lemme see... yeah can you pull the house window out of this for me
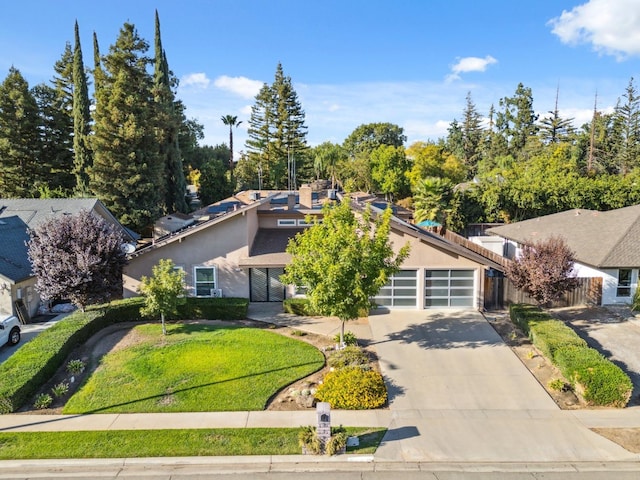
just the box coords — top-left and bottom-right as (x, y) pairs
(616, 269), (632, 297)
(277, 219), (297, 227)
(194, 266), (217, 297)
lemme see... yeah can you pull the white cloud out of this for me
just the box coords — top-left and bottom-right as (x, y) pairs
(549, 0), (640, 59)
(181, 72), (211, 88)
(447, 55), (497, 82)
(213, 75), (263, 99)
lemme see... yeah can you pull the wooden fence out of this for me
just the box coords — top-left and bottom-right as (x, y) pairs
(484, 276), (602, 310)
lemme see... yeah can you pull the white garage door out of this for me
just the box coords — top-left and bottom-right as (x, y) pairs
(374, 270), (417, 308)
(425, 269), (475, 308)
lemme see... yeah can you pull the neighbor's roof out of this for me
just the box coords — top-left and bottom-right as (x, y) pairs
(487, 204), (640, 268)
(0, 198), (137, 241)
(0, 216), (33, 283)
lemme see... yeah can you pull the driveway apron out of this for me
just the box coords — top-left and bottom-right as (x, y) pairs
(368, 309), (637, 462)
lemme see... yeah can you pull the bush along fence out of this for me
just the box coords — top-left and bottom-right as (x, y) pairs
(0, 297), (249, 414)
(509, 303), (632, 407)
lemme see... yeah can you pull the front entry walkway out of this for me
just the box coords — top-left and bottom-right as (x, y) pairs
(368, 309), (637, 462)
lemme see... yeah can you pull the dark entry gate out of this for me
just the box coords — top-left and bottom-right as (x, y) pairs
(250, 268), (285, 302)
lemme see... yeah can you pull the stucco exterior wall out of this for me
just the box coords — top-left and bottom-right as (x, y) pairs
(123, 212), (252, 299)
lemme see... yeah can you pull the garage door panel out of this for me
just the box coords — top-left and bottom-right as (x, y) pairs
(425, 269), (475, 308)
(374, 270), (417, 308)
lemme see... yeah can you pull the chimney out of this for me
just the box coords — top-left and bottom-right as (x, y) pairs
(299, 184), (313, 209)
(287, 193), (297, 210)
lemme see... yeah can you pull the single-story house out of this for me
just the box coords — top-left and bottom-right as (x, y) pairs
(0, 198), (136, 320)
(487, 204), (640, 305)
(124, 185), (505, 310)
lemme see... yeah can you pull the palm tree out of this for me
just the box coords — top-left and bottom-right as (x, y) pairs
(221, 115), (242, 171)
(412, 176), (453, 226)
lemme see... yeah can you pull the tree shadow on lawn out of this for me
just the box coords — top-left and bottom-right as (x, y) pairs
(71, 360), (324, 414)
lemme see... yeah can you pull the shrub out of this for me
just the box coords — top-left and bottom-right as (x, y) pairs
(66, 359), (86, 375)
(284, 298), (316, 316)
(298, 425), (322, 454)
(547, 378), (566, 391)
(327, 346), (369, 370)
(315, 367), (387, 409)
(177, 297), (248, 320)
(33, 393), (52, 410)
(510, 303), (633, 408)
(326, 430), (348, 456)
(555, 346), (632, 407)
(333, 331), (358, 346)
(51, 382), (69, 398)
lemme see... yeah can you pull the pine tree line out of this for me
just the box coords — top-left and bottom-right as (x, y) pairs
(0, 11), (190, 232)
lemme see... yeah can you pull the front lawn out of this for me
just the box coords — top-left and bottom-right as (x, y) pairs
(63, 323), (325, 414)
(0, 427), (387, 459)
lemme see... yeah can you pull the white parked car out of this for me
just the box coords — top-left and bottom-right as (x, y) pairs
(0, 315), (21, 346)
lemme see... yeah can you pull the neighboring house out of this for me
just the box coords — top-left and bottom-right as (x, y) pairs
(0, 198), (136, 320)
(487, 205), (640, 305)
(124, 185), (505, 310)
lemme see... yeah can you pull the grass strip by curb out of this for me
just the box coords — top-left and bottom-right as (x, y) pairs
(0, 427), (386, 459)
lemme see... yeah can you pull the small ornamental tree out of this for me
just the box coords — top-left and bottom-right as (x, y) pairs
(281, 197), (409, 345)
(506, 236), (580, 306)
(139, 258), (186, 335)
(27, 210), (127, 311)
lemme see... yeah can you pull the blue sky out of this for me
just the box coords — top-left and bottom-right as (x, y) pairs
(1, 0), (640, 153)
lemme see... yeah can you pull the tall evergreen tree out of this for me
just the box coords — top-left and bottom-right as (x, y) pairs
(153, 10), (188, 213)
(0, 67), (42, 197)
(460, 92), (484, 175)
(73, 21), (93, 196)
(245, 63), (308, 189)
(90, 22), (163, 231)
(539, 86), (575, 145)
(496, 83), (539, 157)
(611, 77), (640, 174)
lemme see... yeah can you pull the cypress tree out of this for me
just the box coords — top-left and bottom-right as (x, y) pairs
(90, 22), (163, 232)
(0, 67), (42, 197)
(153, 10), (188, 213)
(73, 21), (93, 196)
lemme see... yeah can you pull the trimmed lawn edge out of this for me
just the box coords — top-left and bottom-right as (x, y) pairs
(0, 427), (386, 459)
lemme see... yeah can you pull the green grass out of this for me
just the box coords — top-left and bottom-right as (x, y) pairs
(0, 428), (387, 459)
(63, 323), (325, 414)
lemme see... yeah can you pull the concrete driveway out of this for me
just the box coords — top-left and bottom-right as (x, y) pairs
(367, 309), (637, 462)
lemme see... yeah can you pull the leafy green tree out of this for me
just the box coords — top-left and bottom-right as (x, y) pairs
(27, 210), (127, 311)
(506, 236), (579, 306)
(199, 158), (233, 205)
(73, 21), (93, 196)
(281, 198), (409, 345)
(139, 258), (186, 335)
(91, 22), (163, 231)
(342, 122), (406, 158)
(0, 67), (42, 197)
(221, 114), (242, 171)
(405, 141), (466, 188)
(311, 141), (346, 188)
(154, 10), (188, 214)
(369, 144), (409, 200)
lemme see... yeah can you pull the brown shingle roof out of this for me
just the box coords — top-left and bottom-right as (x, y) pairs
(488, 204), (640, 268)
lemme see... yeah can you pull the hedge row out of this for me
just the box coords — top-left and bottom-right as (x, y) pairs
(509, 303), (632, 407)
(0, 296), (248, 414)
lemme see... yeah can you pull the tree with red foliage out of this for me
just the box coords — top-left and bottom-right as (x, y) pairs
(27, 210), (127, 311)
(506, 236), (580, 306)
